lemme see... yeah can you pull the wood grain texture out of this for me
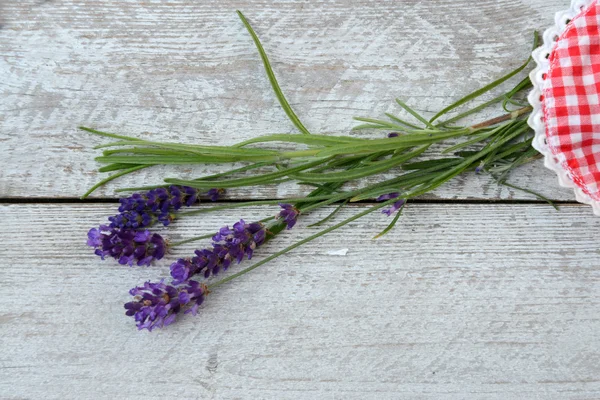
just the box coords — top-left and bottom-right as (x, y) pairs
(1, 203), (599, 399)
(0, 0), (577, 201)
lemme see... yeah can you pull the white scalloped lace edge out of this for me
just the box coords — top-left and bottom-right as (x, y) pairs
(528, 0), (600, 215)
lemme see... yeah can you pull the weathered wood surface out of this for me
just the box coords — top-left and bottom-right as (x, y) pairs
(2, 1), (600, 399)
(0, 0), (576, 201)
(1, 203), (599, 399)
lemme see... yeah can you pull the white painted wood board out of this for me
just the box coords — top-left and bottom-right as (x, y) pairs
(1, 203), (598, 399)
(0, 0), (577, 201)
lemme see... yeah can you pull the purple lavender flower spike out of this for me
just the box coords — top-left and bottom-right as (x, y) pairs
(169, 219), (268, 283)
(109, 186), (225, 229)
(388, 132), (399, 138)
(277, 203), (300, 230)
(87, 226), (167, 266)
(124, 280), (208, 331)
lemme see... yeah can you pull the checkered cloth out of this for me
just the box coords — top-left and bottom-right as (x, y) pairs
(543, 0), (600, 201)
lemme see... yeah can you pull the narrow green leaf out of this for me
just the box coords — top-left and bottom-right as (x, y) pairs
(98, 163), (138, 173)
(351, 123), (392, 131)
(81, 165), (150, 198)
(352, 117), (410, 131)
(395, 98), (435, 129)
(502, 76), (532, 112)
(402, 158), (462, 171)
(177, 194), (338, 217)
(373, 203), (404, 239)
(384, 113), (421, 130)
(97, 140), (279, 156)
(79, 126), (141, 141)
(429, 31), (539, 123)
(234, 133), (362, 148)
(165, 157), (331, 188)
(498, 180), (558, 211)
(95, 154), (277, 164)
(315, 130), (469, 158)
(291, 145), (429, 183)
(307, 200), (348, 227)
(237, 11), (311, 135)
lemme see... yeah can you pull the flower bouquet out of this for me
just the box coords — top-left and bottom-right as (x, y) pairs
(83, 2), (600, 330)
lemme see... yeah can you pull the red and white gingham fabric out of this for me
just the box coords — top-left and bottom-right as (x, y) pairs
(542, 0), (600, 201)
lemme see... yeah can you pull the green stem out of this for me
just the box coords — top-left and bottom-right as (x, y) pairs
(176, 194), (341, 217)
(170, 233), (215, 247)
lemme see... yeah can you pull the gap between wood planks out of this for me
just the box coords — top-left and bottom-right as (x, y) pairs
(0, 197), (580, 206)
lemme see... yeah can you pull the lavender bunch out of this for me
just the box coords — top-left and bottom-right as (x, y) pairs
(87, 226), (167, 266)
(80, 12), (555, 331)
(108, 186), (222, 229)
(125, 280), (207, 331)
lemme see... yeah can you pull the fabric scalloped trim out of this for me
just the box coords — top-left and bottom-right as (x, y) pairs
(528, 0), (600, 215)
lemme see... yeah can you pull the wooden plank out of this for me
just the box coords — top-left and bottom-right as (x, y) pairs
(1, 203), (599, 398)
(0, 0), (577, 201)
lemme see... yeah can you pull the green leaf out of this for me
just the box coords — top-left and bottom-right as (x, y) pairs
(95, 154), (277, 164)
(81, 165), (150, 198)
(429, 31), (539, 123)
(307, 200), (348, 227)
(79, 126), (141, 141)
(237, 11), (311, 135)
(291, 145), (429, 183)
(234, 133), (362, 148)
(384, 113), (421, 130)
(315, 130), (470, 158)
(373, 203), (405, 239)
(497, 180), (558, 211)
(395, 98), (435, 129)
(177, 194), (339, 217)
(164, 157), (331, 188)
(98, 163), (139, 173)
(352, 117), (411, 131)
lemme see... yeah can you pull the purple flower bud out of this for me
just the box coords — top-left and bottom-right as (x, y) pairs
(388, 132), (399, 138)
(125, 280), (207, 331)
(382, 199), (406, 216)
(134, 230), (152, 243)
(87, 227), (103, 247)
(87, 226), (167, 266)
(376, 192), (400, 202)
(276, 203), (300, 230)
(184, 186), (199, 206)
(207, 188), (224, 202)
